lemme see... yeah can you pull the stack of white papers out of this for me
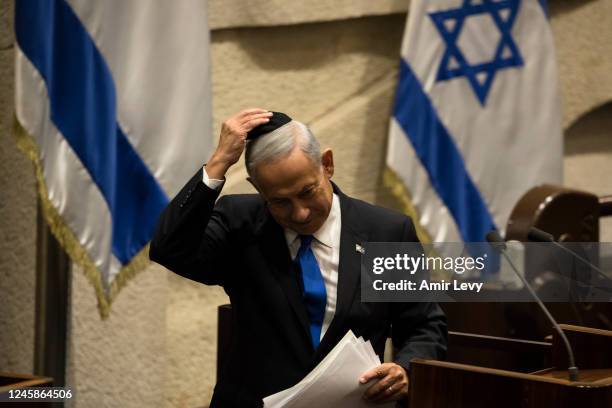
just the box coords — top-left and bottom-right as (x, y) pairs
(263, 331), (396, 408)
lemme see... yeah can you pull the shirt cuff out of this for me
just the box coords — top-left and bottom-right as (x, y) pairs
(202, 166), (225, 190)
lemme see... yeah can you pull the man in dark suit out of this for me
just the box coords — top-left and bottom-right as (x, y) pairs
(150, 109), (447, 407)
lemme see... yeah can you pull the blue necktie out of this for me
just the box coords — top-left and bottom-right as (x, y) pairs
(296, 235), (327, 349)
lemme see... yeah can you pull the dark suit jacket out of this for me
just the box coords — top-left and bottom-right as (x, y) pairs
(150, 169), (447, 407)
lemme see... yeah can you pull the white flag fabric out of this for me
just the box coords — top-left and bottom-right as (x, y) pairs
(14, 0), (212, 317)
(386, 0), (562, 244)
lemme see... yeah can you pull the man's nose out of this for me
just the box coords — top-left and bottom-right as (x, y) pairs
(291, 205), (310, 223)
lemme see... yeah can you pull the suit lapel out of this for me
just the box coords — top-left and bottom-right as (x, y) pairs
(316, 188), (367, 358)
(258, 214), (312, 346)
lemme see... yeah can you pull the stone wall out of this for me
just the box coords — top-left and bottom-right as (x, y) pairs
(0, 0), (36, 376)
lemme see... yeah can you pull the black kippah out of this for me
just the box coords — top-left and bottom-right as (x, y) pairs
(246, 111), (292, 140)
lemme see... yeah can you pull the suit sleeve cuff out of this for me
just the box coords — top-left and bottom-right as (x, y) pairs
(202, 165), (225, 190)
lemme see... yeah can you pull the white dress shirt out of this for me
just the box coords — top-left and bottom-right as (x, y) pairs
(202, 167), (340, 341)
(284, 194), (340, 341)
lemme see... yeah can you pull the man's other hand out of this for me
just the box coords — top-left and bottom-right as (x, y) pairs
(360, 362), (409, 404)
(206, 108), (272, 179)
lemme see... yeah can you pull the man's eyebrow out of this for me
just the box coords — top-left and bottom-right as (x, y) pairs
(268, 183), (318, 201)
(298, 183), (316, 194)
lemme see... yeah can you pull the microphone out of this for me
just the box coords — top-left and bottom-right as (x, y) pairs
(527, 226), (554, 243)
(528, 226), (611, 284)
(486, 231), (580, 381)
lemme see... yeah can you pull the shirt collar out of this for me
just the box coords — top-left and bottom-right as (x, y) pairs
(284, 193), (339, 249)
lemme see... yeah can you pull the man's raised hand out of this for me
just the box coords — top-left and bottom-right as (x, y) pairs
(206, 109), (272, 179)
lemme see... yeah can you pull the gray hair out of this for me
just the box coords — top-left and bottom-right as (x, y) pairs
(245, 120), (321, 181)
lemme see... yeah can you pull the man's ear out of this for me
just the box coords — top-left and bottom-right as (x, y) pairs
(321, 148), (334, 178)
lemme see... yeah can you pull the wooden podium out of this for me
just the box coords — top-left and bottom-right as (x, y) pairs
(409, 324), (612, 407)
(0, 372), (53, 407)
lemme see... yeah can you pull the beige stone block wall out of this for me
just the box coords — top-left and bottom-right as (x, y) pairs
(65, 264), (169, 408)
(550, 0), (612, 129)
(0, 0), (37, 375)
(549, 0), (612, 242)
(165, 274), (226, 407)
(207, 0), (408, 30)
(564, 103), (612, 242)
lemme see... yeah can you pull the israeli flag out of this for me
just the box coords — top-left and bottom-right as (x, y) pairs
(386, 0), (562, 244)
(14, 0), (212, 316)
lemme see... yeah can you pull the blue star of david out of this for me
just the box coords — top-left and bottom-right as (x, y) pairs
(429, 0), (524, 105)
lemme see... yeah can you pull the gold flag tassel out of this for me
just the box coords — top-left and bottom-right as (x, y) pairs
(383, 166), (451, 281)
(13, 115), (152, 319)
